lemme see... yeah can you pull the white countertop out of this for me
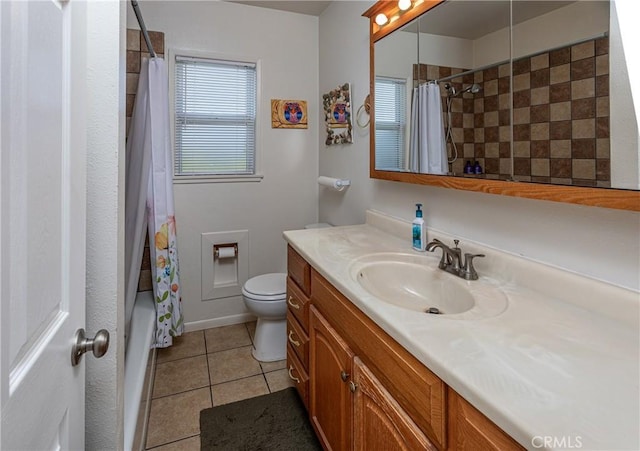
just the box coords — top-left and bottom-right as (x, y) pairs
(284, 211), (640, 451)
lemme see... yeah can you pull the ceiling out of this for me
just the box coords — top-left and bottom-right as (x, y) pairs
(226, 1), (333, 16)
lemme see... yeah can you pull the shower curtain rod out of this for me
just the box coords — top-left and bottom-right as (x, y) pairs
(131, 0), (156, 58)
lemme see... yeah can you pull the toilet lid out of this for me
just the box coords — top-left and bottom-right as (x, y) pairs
(244, 273), (287, 297)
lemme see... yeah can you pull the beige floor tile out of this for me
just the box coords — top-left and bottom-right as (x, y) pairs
(245, 321), (256, 342)
(207, 345), (262, 384)
(265, 368), (295, 393)
(204, 323), (252, 353)
(260, 358), (286, 373)
(211, 374), (269, 406)
(146, 387), (211, 449)
(147, 435), (200, 450)
(153, 355), (210, 398)
(156, 331), (206, 364)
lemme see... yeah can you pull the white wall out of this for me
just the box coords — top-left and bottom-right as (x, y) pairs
(610, 1), (639, 189)
(318, 1), (372, 224)
(319, 1), (640, 292)
(473, 26), (509, 69)
(86, 1), (125, 449)
(511, 1), (609, 59)
(474, 1), (609, 68)
(128, 1), (319, 325)
(418, 33), (473, 70)
(376, 28), (476, 79)
(375, 30), (416, 80)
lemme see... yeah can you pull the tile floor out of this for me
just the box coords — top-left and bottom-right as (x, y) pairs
(145, 321), (294, 450)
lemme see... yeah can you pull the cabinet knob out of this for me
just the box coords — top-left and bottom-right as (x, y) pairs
(288, 330), (300, 347)
(288, 365), (300, 384)
(287, 296), (301, 310)
(340, 370), (349, 382)
(349, 381), (358, 393)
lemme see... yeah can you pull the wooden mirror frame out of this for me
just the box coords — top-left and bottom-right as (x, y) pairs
(363, 0), (640, 211)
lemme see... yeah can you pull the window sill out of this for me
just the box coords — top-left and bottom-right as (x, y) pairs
(173, 174), (264, 184)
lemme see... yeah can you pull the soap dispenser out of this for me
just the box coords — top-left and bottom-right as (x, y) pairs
(412, 203), (426, 252)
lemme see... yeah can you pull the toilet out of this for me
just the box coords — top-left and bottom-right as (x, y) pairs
(242, 273), (288, 362)
(242, 222), (332, 362)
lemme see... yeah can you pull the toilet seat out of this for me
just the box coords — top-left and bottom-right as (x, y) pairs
(242, 273), (286, 301)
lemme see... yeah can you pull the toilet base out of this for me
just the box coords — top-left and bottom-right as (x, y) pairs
(252, 317), (286, 362)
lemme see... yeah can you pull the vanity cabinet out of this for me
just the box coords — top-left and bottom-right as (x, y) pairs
(447, 388), (523, 451)
(353, 356), (437, 451)
(286, 246), (312, 408)
(311, 270), (445, 450)
(309, 306), (354, 450)
(310, 305), (435, 451)
(288, 247), (524, 450)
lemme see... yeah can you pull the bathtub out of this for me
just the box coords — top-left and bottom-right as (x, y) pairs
(124, 291), (156, 451)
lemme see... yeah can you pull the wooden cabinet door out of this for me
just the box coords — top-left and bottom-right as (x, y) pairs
(447, 388), (525, 451)
(310, 306), (354, 450)
(353, 357), (438, 451)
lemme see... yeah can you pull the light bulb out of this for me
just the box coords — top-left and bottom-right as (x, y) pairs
(375, 13), (388, 26)
(398, 0), (412, 11)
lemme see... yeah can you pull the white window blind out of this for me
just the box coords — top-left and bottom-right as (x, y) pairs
(174, 56), (257, 176)
(375, 76), (407, 171)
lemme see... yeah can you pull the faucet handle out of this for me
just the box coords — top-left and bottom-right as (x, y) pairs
(462, 253), (485, 280)
(453, 239), (459, 249)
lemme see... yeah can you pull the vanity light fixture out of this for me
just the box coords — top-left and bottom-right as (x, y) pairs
(373, 0), (417, 30)
(398, 0), (412, 11)
(375, 13), (389, 26)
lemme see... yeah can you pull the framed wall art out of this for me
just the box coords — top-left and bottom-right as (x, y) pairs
(323, 83), (353, 145)
(271, 99), (308, 129)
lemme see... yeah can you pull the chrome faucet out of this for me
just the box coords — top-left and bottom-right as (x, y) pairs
(426, 239), (485, 280)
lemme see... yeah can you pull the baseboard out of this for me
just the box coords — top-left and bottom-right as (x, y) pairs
(184, 313), (256, 332)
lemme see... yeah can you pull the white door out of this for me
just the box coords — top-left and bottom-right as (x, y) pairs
(1, 0), (91, 449)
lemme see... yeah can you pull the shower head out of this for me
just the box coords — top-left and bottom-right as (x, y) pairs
(460, 83), (482, 95)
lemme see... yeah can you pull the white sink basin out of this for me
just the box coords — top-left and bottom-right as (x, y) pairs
(349, 253), (508, 319)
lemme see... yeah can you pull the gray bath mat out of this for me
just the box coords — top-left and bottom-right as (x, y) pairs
(200, 387), (322, 450)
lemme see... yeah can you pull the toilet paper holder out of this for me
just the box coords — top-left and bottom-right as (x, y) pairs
(214, 243), (238, 259)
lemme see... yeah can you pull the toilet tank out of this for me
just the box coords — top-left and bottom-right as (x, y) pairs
(304, 223), (332, 229)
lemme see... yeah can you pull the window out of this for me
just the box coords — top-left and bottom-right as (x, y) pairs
(174, 55), (257, 178)
(375, 76), (407, 171)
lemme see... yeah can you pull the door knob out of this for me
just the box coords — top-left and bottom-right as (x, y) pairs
(71, 328), (110, 366)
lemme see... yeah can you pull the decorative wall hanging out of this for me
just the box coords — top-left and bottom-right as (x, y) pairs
(323, 83), (353, 145)
(271, 99), (308, 129)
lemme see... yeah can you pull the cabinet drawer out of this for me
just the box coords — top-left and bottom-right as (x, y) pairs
(287, 343), (309, 410)
(287, 245), (311, 296)
(287, 311), (309, 369)
(287, 277), (310, 331)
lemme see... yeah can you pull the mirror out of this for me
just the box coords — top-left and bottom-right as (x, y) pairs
(511, 0), (617, 188)
(364, 0), (640, 210)
(375, 1), (511, 177)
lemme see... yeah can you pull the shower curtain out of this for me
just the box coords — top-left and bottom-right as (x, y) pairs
(409, 83), (448, 174)
(125, 57), (184, 348)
